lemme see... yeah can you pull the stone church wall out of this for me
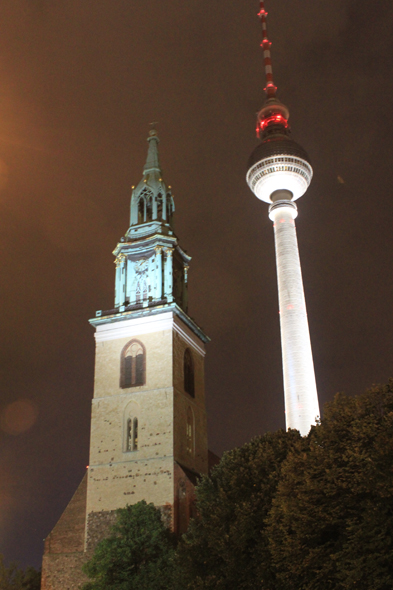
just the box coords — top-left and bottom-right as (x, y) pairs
(41, 474), (89, 590)
(41, 471), (178, 590)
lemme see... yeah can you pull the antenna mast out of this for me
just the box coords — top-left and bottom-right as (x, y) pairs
(256, 0), (289, 138)
(258, 1), (277, 99)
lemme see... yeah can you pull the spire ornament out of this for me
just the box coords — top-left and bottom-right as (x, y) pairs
(127, 126), (175, 228)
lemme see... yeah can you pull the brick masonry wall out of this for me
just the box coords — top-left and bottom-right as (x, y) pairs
(41, 473), (177, 590)
(85, 510), (117, 552)
(86, 328), (176, 515)
(41, 315), (208, 589)
(173, 462), (198, 536)
(41, 552), (89, 590)
(41, 475), (88, 590)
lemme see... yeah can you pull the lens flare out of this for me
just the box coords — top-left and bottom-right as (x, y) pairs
(0, 399), (38, 435)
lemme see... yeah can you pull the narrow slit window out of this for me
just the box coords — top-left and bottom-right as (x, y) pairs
(133, 417), (138, 450)
(186, 407), (194, 455)
(184, 349), (195, 397)
(138, 198), (144, 224)
(125, 356), (132, 388)
(135, 354), (144, 385)
(126, 418), (132, 452)
(157, 196), (163, 220)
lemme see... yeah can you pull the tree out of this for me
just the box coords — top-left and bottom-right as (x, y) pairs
(82, 382), (393, 590)
(268, 381), (393, 590)
(20, 567), (41, 590)
(82, 501), (177, 590)
(0, 554), (41, 590)
(174, 429), (302, 590)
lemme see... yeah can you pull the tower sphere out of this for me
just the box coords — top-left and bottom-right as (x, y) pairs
(246, 134), (313, 204)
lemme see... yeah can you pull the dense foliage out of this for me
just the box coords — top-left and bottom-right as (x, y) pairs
(0, 555), (41, 590)
(174, 429), (301, 590)
(82, 381), (393, 590)
(177, 381), (393, 589)
(268, 382), (393, 590)
(82, 501), (176, 590)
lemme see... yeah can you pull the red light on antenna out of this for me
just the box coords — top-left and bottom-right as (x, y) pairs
(258, 113), (288, 134)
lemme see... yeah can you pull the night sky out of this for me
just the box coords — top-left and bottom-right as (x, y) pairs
(1, 0), (393, 569)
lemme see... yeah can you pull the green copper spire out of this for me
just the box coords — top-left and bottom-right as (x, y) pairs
(129, 128), (175, 228)
(108, 130), (192, 317)
(143, 128), (161, 175)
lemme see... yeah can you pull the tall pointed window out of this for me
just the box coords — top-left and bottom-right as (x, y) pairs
(157, 196), (163, 220)
(120, 340), (146, 389)
(184, 348), (195, 397)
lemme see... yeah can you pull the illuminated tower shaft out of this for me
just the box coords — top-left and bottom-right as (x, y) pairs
(247, 0), (320, 434)
(269, 200), (319, 434)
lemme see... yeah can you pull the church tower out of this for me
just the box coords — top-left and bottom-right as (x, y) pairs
(86, 127), (209, 534)
(41, 130), (210, 590)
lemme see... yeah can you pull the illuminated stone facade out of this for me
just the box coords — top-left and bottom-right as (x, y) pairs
(41, 132), (211, 590)
(86, 312), (209, 517)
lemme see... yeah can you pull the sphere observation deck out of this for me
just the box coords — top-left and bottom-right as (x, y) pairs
(247, 134), (313, 204)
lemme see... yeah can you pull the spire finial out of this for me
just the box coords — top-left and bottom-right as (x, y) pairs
(258, 1), (277, 99)
(149, 121), (158, 138)
(143, 122), (161, 174)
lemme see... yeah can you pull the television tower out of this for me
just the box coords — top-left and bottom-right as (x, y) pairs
(246, 1), (320, 435)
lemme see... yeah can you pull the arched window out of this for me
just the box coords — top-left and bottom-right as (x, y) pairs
(186, 406), (194, 456)
(124, 402), (139, 452)
(184, 348), (195, 397)
(138, 198), (145, 224)
(120, 339), (146, 389)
